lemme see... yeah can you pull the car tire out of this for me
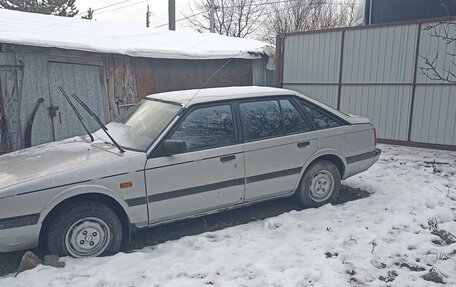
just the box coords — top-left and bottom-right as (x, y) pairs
(295, 160), (341, 208)
(47, 201), (123, 257)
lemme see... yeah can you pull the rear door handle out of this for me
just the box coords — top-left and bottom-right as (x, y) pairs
(297, 141), (310, 148)
(220, 155), (236, 163)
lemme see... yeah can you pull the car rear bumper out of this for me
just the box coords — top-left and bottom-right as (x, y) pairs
(374, 148), (381, 161)
(343, 148), (381, 179)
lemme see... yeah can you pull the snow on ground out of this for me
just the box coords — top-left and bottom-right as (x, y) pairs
(1, 144), (456, 287)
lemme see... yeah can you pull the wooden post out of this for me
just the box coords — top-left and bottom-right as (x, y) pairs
(210, 0), (215, 33)
(168, 0), (176, 31)
(146, 5), (150, 28)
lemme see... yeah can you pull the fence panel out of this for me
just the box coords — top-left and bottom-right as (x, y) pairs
(280, 19), (456, 148)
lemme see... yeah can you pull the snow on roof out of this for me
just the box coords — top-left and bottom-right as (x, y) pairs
(0, 9), (275, 60)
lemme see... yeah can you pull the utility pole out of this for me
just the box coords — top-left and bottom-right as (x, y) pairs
(146, 4), (151, 27)
(210, 0), (215, 33)
(168, 0), (176, 30)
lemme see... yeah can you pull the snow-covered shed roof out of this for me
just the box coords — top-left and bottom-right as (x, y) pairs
(0, 9), (275, 60)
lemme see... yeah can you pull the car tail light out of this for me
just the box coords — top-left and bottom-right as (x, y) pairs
(374, 128), (378, 145)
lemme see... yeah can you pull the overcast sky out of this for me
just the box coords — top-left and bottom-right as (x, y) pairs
(76, 0), (194, 31)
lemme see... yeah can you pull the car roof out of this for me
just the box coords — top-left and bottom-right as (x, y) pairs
(145, 86), (362, 124)
(145, 86), (295, 106)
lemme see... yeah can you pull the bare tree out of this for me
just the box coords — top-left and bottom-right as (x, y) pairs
(419, 0), (456, 83)
(185, 0), (357, 42)
(420, 22), (456, 83)
(258, 0), (358, 43)
(0, 0), (78, 16)
(420, 21), (456, 83)
(185, 0), (267, 38)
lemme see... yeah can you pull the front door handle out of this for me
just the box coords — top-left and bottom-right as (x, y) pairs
(297, 141), (310, 148)
(220, 155), (236, 163)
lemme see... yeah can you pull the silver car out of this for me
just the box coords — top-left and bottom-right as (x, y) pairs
(0, 86), (380, 257)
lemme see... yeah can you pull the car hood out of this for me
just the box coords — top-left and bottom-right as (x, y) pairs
(0, 137), (144, 191)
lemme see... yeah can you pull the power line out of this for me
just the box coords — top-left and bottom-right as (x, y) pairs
(95, 0), (149, 16)
(154, 10), (206, 28)
(154, 0), (355, 28)
(76, 0), (144, 17)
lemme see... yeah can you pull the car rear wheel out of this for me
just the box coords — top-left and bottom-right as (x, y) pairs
(47, 201), (123, 257)
(295, 160), (341, 208)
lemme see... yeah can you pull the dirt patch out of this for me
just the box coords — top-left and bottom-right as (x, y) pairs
(423, 269), (444, 284)
(396, 262), (425, 272)
(126, 185), (370, 251)
(0, 185), (370, 276)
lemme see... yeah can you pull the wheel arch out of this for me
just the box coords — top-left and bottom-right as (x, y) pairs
(294, 150), (346, 192)
(309, 154), (345, 178)
(38, 192), (132, 250)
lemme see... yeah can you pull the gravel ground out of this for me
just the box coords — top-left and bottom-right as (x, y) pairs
(0, 185), (369, 276)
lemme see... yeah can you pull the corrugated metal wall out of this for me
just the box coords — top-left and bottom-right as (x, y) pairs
(252, 56), (275, 87)
(280, 20), (456, 148)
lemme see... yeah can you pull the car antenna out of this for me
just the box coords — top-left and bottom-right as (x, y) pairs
(70, 93), (125, 153)
(58, 86), (95, 142)
(184, 50), (243, 107)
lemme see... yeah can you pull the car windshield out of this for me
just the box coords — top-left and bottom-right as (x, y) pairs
(93, 99), (182, 152)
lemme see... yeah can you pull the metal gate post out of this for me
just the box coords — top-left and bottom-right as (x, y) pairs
(407, 23), (422, 142)
(337, 30), (346, 110)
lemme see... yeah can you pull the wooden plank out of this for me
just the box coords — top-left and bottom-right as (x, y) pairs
(119, 56), (138, 114)
(133, 58), (155, 99)
(13, 52), (52, 147)
(113, 56), (139, 114)
(105, 55), (118, 119)
(133, 57), (254, 98)
(0, 52), (20, 151)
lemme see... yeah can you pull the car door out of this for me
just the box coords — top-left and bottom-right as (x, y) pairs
(239, 97), (317, 201)
(144, 102), (245, 224)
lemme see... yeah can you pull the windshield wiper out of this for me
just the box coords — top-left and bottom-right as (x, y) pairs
(70, 93), (125, 153)
(58, 87), (95, 142)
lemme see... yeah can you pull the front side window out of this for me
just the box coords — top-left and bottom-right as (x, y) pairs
(296, 99), (342, 130)
(168, 104), (235, 152)
(240, 100), (283, 141)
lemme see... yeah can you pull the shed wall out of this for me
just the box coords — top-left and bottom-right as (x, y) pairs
(0, 45), (266, 153)
(134, 58), (253, 99)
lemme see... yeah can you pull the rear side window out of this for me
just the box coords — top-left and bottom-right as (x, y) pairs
(239, 98), (312, 142)
(279, 99), (312, 134)
(296, 99), (342, 129)
(168, 104), (235, 151)
(240, 100), (283, 141)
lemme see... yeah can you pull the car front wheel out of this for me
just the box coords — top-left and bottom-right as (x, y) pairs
(295, 160), (341, 208)
(47, 201), (123, 257)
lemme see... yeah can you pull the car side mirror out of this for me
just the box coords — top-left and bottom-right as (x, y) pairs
(163, 139), (187, 156)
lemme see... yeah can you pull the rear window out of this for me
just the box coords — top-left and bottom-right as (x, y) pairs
(295, 99), (343, 130)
